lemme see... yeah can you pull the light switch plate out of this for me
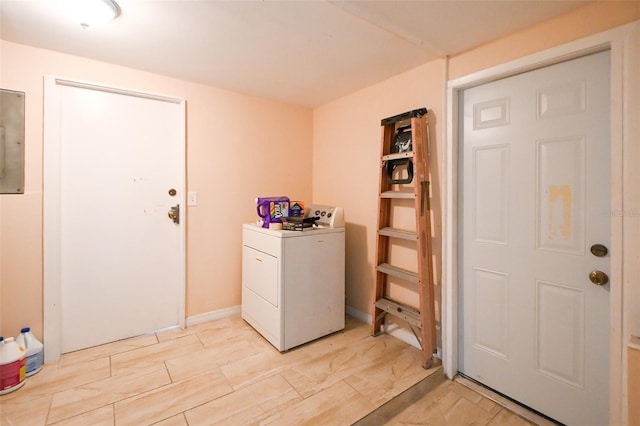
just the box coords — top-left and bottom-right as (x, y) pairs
(187, 191), (197, 206)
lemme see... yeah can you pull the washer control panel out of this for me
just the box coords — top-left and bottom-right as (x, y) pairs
(304, 205), (345, 228)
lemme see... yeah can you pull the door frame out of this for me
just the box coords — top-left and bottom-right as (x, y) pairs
(43, 76), (187, 363)
(443, 21), (639, 424)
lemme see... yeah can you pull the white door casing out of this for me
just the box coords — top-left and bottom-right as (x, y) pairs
(459, 51), (609, 425)
(444, 22), (639, 425)
(44, 78), (186, 360)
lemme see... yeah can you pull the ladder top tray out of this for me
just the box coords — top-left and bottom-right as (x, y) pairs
(381, 107), (428, 126)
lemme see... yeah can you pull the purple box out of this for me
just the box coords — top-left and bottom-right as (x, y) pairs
(255, 196), (290, 228)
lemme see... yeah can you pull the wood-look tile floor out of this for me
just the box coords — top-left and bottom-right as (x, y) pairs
(0, 315), (533, 425)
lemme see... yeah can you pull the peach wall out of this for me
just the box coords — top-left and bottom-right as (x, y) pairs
(449, 0), (640, 79)
(0, 41), (313, 340)
(311, 0), (639, 362)
(313, 59), (445, 318)
(1, 0), (637, 361)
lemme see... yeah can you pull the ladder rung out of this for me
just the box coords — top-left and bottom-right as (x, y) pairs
(375, 298), (422, 328)
(382, 152), (414, 162)
(380, 191), (415, 199)
(377, 263), (418, 283)
(378, 227), (417, 240)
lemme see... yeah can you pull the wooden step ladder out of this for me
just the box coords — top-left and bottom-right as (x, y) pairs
(372, 108), (436, 369)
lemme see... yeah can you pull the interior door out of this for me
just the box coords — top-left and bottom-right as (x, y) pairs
(45, 79), (185, 353)
(458, 51), (610, 425)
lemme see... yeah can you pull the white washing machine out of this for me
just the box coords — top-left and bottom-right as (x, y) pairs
(241, 205), (345, 351)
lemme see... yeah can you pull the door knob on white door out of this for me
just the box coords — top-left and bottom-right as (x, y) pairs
(168, 204), (179, 224)
(589, 270), (609, 286)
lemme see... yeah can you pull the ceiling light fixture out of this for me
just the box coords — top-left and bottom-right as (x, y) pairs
(62, 0), (121, 29)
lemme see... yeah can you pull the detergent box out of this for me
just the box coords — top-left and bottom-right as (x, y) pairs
(289, 201), (304, 217)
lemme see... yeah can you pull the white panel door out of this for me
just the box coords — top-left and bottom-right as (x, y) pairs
(52, 81), (185, 353)
(459, 51), (610, 425)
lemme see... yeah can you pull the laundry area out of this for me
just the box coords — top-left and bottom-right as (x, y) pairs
(242, 201), (346, 351)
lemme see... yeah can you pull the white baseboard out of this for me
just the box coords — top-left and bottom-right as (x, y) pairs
(346, 305), (370, 323)
(193, 304), (423, 351)
(345, 305), (421, 350)
(383, 322), (421, 350)
(186, 305), (241, 327)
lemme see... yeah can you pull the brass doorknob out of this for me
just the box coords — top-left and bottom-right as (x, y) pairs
(168, 204), (179, 224)
(589, 270), (609, 286)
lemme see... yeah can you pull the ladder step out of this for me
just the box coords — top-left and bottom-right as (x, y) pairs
(375, 298), (422, 328)
(378, 227), (417, 240)
(382, 152), (414, 162)
(380, 191), (415, 199)
(377, 263), (418, 283)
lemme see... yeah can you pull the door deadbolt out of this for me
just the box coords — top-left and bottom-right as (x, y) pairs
(590, 244), (608, 257)
(589, 270), (609, 286)
(168, 204), (180, 224)
(168, 188), (177, 196)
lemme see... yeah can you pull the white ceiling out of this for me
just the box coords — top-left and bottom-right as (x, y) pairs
(0, 0), (592, 107)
